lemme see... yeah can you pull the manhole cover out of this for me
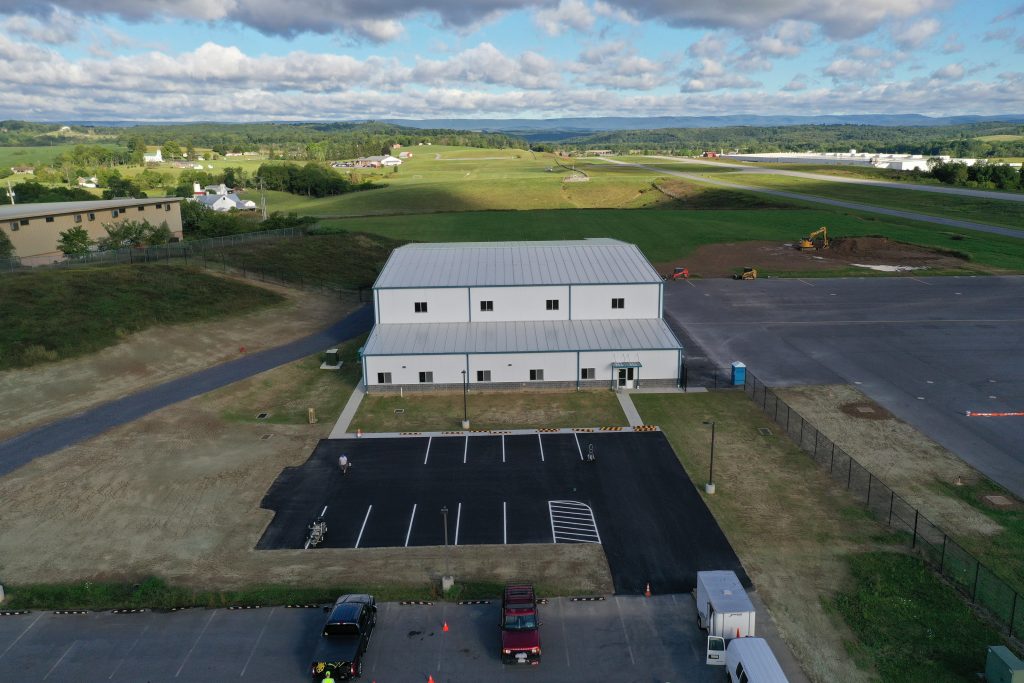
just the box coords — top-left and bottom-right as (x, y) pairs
(256, 412), (269, 420)
(984, 495), (1012, 507)
(856, 406), (874, 414)
(394, 408), (406, 415)
(757, 427), (773, 437)
(260, 434), (274, 440)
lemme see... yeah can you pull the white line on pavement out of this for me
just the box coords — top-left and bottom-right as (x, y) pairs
(320, 505), (328, 517)
(538, 434), (545, 461)
(798, 279), (815, 287)
(43, 640), (75, 680)
(463, 435), (468, 464)
(176, 610), (216, 677)
(573, 432), (583, 460)
(423, 436), (433, 465)
(454, 502), (462, 546)
(614, 596), (637, 666)
(502, 435), (505, 462)
(108, 622), (150, 680)
(503, 502), (507, 544)
(404, 504), (418, 547)
(355, 505), (373, 548)
(240, 607), (275, 678)
(0, 612), (42, 661)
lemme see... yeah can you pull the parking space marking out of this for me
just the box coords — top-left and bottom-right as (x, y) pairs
(354, 505), (373, 548)
(559, 598), (572, 667)
(548, 500), (601, 543)
(175, 610), (216, 677)
(573, 432), (583, 460)
(239, 607), (275, 678)
(423, 436), (433, 465)
(108, 622), (150, 679)
(0, 611), (42, 661)
(614, 597), (637, 666)
(503, 502), (507, 544)
(43, 640), (76, 680)
(538, 434), (545, 461)
(798, 279), (815, 287)
(502, 435), (505, 463)
(454, 502), (462, 546)
(463, 435), (468, 464)
(320, 505), (328, 517)
(404, 504), (418, 547)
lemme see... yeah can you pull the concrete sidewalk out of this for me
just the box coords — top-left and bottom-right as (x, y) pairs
(329, 382), (366, 437)
(617, 390), (643, 425)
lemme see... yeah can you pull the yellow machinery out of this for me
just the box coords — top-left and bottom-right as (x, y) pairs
(797, 226), (829, 251)
(732, 267), (758, 280)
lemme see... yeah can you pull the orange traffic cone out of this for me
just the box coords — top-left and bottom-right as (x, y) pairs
(428, 677), (435, 683)
(737, 627), (741, 638)
(644, 582), (652, 597)
(442, 621), (449, 632)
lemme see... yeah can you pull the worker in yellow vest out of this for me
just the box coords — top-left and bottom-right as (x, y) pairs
(322, 671), (335, 683)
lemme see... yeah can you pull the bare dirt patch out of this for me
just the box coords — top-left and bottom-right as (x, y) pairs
(0, 356), (612, 594)
(774, 384), (1003, 540)
(0, 275), (353, 441)
(656, 237), (976, 278)
(838, 401), (894, 421)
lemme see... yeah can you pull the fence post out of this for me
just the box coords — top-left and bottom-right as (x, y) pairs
(813, 430), (819, 458)
(888, 491), (894, 526)
(799, 417), (804, 447)
(972, 563), (981, 602)
(1010, 592), (1018, 638)
(939, 535), (947, 574)
(867, 473), (872, 504)
(912, 509), (919, 549)
(785, 405), (790, 432)
(774, 396), (779, 421)
(847, 457), (853, 489)
(830, 443), (835, 473)
(763, 387), (768, 410)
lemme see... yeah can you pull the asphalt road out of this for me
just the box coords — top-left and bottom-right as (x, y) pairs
(0, 596), (739, 682)
(258, 432), (749, 595)
(664, 276), (1024, 497)
(644, 154), (1024, 203)
(600, 158), (1024, 239)
(0, 305), (374, 478)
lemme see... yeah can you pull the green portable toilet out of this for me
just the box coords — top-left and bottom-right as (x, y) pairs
(987, 646), (1024, 683)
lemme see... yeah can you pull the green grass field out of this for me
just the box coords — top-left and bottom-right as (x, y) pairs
(975, 134), (1024, 142)
(0, 265), (283, 370)
(316, 208), (1024, 271)
(0, 145), (86, 169)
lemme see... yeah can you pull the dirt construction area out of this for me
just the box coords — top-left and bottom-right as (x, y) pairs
(0, 276), (352, 442)
(655, 236), (985, 278)
(0, 354), (611, 594)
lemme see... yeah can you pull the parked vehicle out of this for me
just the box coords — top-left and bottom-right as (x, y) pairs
(695, 570), (756, 665)
(500, 583), (541, 665)
(725, 637), (789, 682)
(310, 594), (376, 681)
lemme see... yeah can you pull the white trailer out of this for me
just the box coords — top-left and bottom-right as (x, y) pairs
(724, 637), (789, 682)
(695, 570), (756, 665)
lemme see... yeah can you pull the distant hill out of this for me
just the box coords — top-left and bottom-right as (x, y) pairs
(382, 114), (1024, 140)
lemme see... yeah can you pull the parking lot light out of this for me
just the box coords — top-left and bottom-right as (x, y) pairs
(702, 420), (716, 494)
(441, 505), (450, 578)
(461, 370), (470, 430)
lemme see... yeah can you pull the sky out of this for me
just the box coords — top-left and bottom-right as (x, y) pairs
(0, 0), (1022, 122)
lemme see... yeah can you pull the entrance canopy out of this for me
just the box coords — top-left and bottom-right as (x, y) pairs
(612, 362), (642, 369)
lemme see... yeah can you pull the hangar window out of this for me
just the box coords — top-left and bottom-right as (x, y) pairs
(581, 368), (595, 380)
(529, 369), (544, 381)
(138, 206), (145, 212)
(111, 209), (119, 218)
(19, 219), (29, 226)
(480, 300), (493, 311)
(165, 204), (171, 211)
(414, 301), (428, 313)
(611, 297), (625, 309)
(476, 370), (491, 382)
(45, 216), (54, 223)
(87, 213), (95, 221)
(418, 371), (433, 383)
(74, 214), (82, 223)
(9, 221), (19, 231)
(545, 299), (559, 311)
(377, 372), (392, 384)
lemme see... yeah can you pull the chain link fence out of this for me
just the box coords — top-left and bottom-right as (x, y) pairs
(744, 369), (1022, 640)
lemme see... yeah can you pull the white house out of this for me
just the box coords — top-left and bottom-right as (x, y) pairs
(361, 239), (684, 393)
(143, 149), (163, 163)
(194, 193), (256, 211)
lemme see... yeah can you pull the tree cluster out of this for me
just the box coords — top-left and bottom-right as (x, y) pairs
(930, 160), (1024, 191)
(256, 163), (382, 197)
(1, 181), (95, 204)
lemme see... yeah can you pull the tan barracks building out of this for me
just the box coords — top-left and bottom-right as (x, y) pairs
(0, 198), (184, 265)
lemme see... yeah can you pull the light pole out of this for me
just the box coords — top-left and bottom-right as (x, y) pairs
(461, 369), (469, 430)
(702, 420), (716, 494)
(441, 505), (453, 590)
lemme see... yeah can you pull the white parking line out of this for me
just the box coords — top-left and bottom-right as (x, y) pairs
(548, 500), (601, 544)
(423, 436), (433, 465)
(573, 432), (583, 460)
(0, 612), (42, 661)
(404, 504), (418, 547)
(614, 596), (637, 666)
(798, 279), (815, 287)
(354, 505), (373, 548)
(538, 434), (545, 462)
(463, 435), (468, 464)
(320, 505), (328, 517)
(175, 610), (216, 677)
(240, 607), (275, 678)
(43, 641), (75, 680)
(503, 502), (507, 544)
(454, 502), (462, 545)
(502, 435), (506, 463)
(108, 622), (150, 679)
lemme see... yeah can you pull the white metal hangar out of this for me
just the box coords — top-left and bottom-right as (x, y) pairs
(361, 238), (684, 392)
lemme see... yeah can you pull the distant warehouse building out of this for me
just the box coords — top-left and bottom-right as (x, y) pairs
(0, 198), (183, 265)
(361, 239), (684, 392)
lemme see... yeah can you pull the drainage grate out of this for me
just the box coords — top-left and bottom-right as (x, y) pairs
(856, 406), (874, 414)
(260, 434), (274, 440)
(757, 427), (773, 437)
(256, 412), (269, 420)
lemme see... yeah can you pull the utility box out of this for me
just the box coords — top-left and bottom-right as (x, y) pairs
(731, 362), (746, 387)
(324, 349), (340, 365)
(987, 646), (1024, 683)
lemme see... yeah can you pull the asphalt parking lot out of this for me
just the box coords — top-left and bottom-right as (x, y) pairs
(0, 596), (726, 682)
(258, 431), (748, 594)
(665, 275), (1024, 497)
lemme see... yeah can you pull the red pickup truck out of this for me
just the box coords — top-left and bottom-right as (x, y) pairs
(500, 583), (541, 665)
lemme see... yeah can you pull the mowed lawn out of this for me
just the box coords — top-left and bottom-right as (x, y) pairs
(0, 265), (283, 370)
(319, 207), (1024, 271)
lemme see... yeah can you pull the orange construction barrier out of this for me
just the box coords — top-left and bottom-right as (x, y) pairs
(965, 411), (1024, 417)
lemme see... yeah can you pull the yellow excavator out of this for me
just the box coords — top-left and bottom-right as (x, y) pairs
(797, 226), (829, 251)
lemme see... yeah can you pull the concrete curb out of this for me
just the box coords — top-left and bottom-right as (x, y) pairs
(330, 425), (661, 439)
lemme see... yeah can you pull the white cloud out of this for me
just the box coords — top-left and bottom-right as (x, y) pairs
(823, 58), (889, 83)
(534, 0), (594, 36)
(351, 19), (405, 42)
(687, 33), (727, 59)
(782, 74), (808, 91)
(993, 3), (1024, 23)
(930, 63), (964, 81)
(983, 27), (1013, 42)
(1, 7), (79, 44)
(892, 17), (941, 48)
(569, 41), (676, 89)
(941, 33), (964, 53)
(681, 58), (759, 91)
(592, 1), (637, 25)
(411, 43), (557, 89)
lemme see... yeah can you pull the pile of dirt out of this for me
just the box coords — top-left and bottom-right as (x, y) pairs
(657, 236), (975, 278)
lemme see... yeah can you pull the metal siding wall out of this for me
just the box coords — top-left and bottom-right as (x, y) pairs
(570, 284), (661, 320)
(468, 352), (577, 383)
(470, 285), (570, 322)
(376, 288), (471, 324)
